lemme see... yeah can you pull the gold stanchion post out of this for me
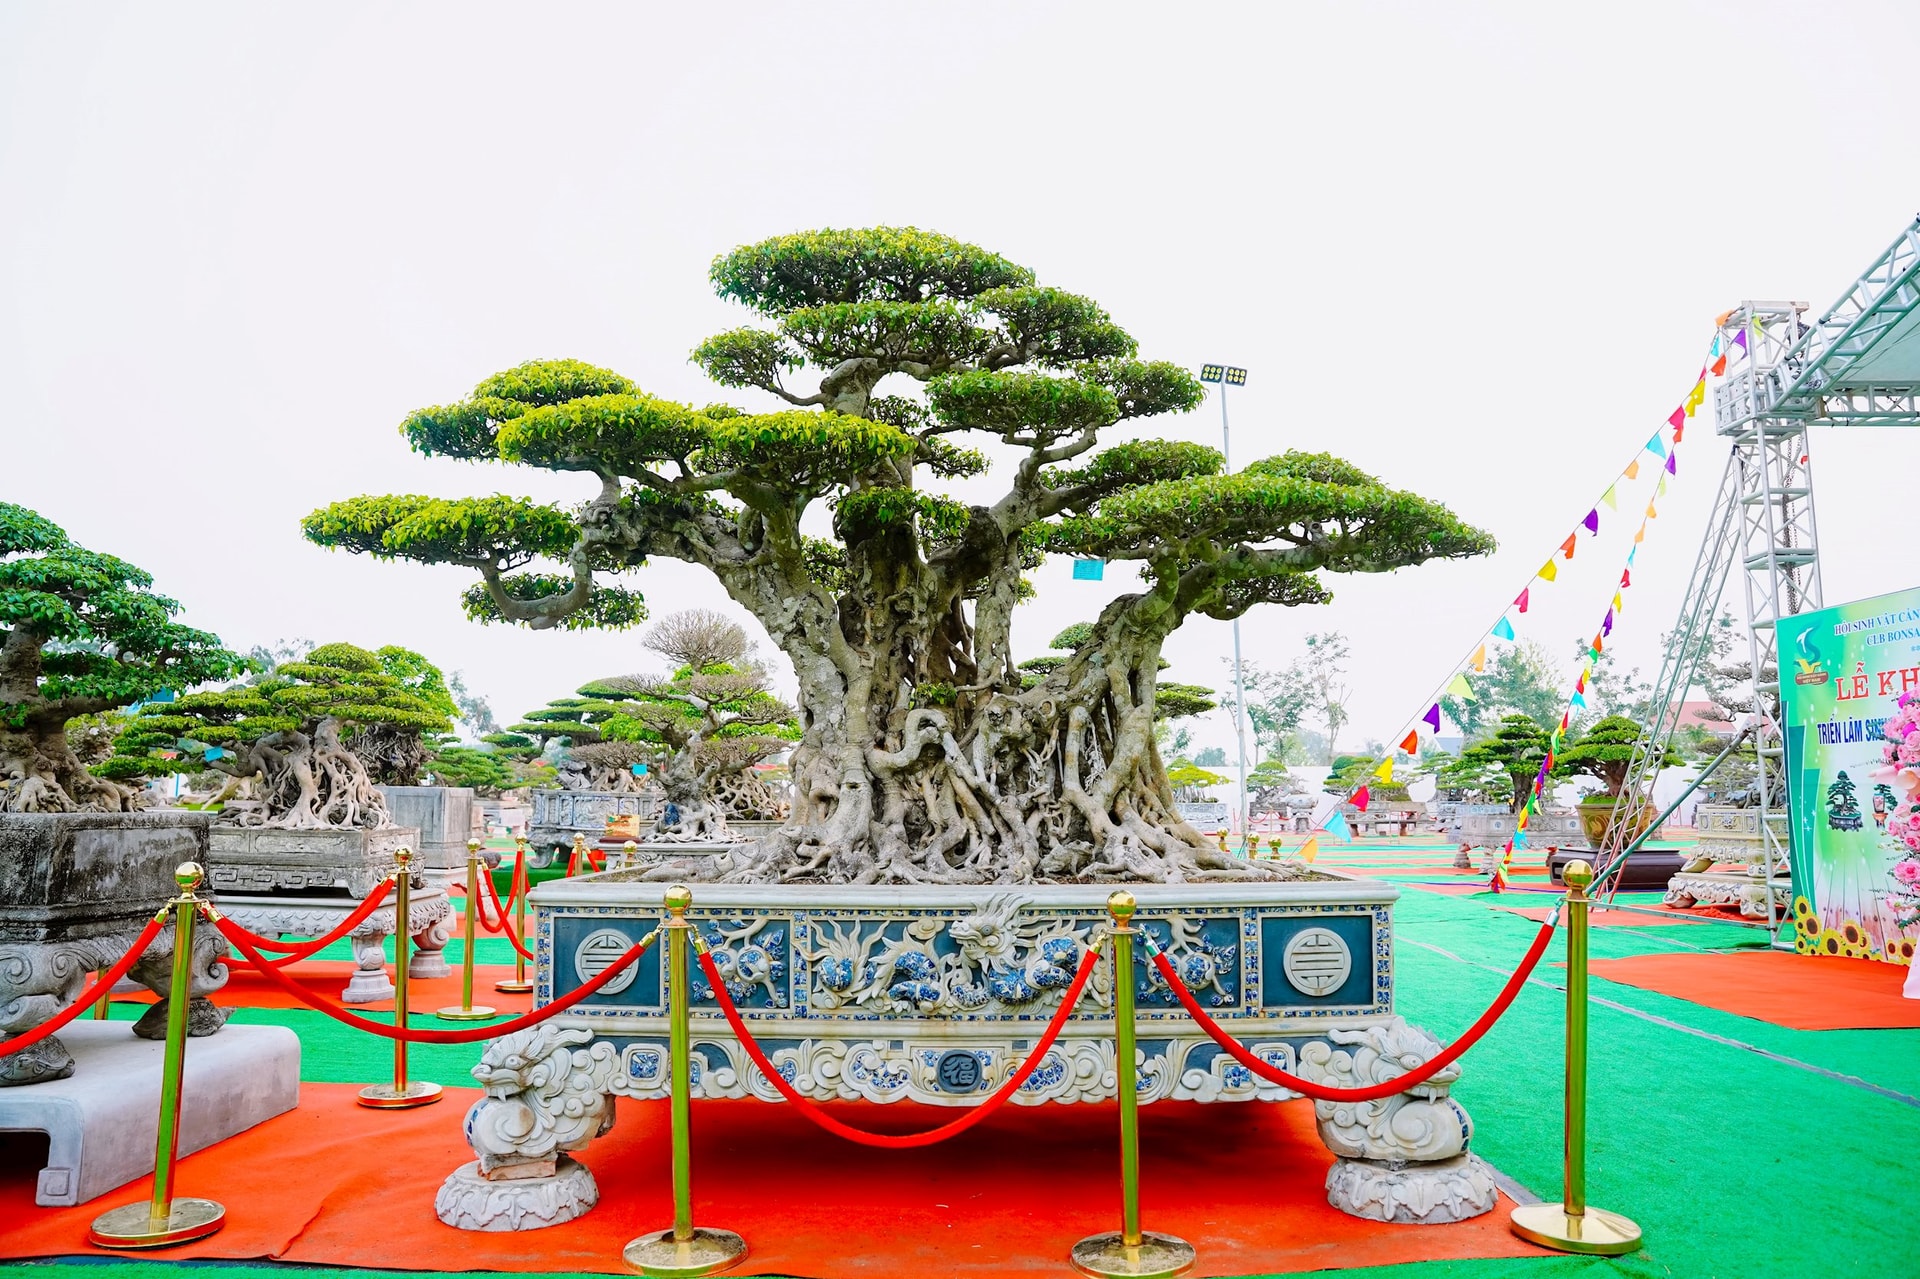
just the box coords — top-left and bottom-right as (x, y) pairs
(88, 863), (226, 1248)
(438, 839), (498, 1021)
(1509, 859), (1642, 1255)
(91, 967), (111, 1018)
(623, 884), (746, 1278)
(496, 834), (534, 994)
(357, 848), (443, 1109)
(1071, 890), (1195, 1279)
(570, 832), (589, 876)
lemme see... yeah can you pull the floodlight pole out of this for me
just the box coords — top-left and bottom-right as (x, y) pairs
(1220, 376), (1251, 850)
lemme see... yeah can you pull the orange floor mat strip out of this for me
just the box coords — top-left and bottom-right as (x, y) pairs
(4, 1085), (1546, 1277)
(1590, 949), (1920, 1030)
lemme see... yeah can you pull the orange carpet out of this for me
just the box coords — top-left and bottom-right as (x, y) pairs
(3, 1084), (1546, 1277)
(1590, 950), (1920, 1030)
(116, 963), (532, 1014)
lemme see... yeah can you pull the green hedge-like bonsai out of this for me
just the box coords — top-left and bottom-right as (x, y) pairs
(302, 227), (1493, 884)
(1440, 714), (1552, 813)
(1554, 714), (1681, 800)
(2, 503), (250, 812)
(114, 642), (453, 828)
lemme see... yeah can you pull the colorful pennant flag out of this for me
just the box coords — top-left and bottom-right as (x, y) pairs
(1538, 560), (1558, 582)
(1373, 758), (1394, 782)
(1493, 616), (1516, 640)
(1602, 608), (1614, 636)
(1559, 534), (1577, 559)
(1400, 729), (1419, 754)
(1656, 476), (1668, 498)
(1570, 691), (1587, 708)
(1352, 785), (1371, 813)
(1626, 459), (1640, 480)
(1423, 703), (1442, 732)
(1711, 354), (1727, 376)
(1601, 485), (1617, 511)
(1647, 434), (1667, 458)
(1646, 502), (1658, 519)
(1733, 328), (1748, 350)
(1299, 836), (1320, 863)
(1667, 407), (1685, 429)
(1446, 672), (1474, 699)
(1325, 810), (1352, 842)
(1634, 523), (1646, 544)
(1582, 509), (1599, 534)
(1665, 452), (1677, 475)
(1612, 591), (1624, 613)
(1470, 645), (1486, 672)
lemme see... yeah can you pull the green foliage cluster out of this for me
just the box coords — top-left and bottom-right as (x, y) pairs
(111, 642), (454, 776)
(1553, 714), (1680, 798)
(1, 502), (249, 735)
(1438, 713), (1552, 812)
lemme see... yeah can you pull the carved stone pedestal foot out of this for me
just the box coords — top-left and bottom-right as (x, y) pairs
(131, 996), (228, 1041)
(1326, 1152), (1499, 1224)
(435, 1155), (598, 1230)
(0, 1038), (75, 1086)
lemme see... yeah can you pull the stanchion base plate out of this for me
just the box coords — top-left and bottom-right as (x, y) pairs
(435, 1005), (498, 1021)
(356, 1080), (444, 1109)
(622, 1226), (747, 1277)
(88, 1197), (226, 1249)
(1509, 1202), (1642, 1255)
(1070, 1230), (1196, 1279)
(494, 979), (534, 993)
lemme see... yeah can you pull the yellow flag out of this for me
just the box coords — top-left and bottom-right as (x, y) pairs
(1689, 379), (1706, 405)
(1539, 560), (1559, 582)
(1625, 459), (1640, 479)
(1300, 836), (1319, 863)
(1646, 501), (1658, 519)
(1612, 591), (1624, 613)
(1471, 644), (1487, 672)
(1600, 485), (1618, 511)
(1634, 523), (1646, 543)
(1374, 757), (1394, 782)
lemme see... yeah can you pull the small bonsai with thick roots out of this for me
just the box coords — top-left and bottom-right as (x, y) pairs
(115, 642), (454, 829)
(304, 228), (1493, 884)
(1, 503), (249, 812)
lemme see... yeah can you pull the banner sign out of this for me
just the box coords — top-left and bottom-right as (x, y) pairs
(1779, 587), (1920, 965)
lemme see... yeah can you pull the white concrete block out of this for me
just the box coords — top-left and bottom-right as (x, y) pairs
(0, 1020), (300, 1206)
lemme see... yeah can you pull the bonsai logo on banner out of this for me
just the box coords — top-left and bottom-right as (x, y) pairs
(574, 928), (640, 996)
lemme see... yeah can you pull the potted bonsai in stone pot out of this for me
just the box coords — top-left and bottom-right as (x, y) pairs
(1555, 714), (1681, 848)
(1, 503), (250, 1082)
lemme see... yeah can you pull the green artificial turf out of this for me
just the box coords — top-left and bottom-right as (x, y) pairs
(37, 875), (1916, 1279)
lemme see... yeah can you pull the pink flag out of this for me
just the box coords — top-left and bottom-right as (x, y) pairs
(1353, 785), (1371, 813)
(1668, 407), (1685, 429)
(1515, 587), (1530, 614)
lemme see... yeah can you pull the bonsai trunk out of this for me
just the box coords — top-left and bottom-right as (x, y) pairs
(0, 628), (137, 813)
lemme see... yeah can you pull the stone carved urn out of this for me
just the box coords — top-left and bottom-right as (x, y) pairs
(1576, 795), (1656, 849)
(0, 811), (230, 1085)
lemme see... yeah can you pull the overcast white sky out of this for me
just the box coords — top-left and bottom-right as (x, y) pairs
(4, 1), (1917, 764)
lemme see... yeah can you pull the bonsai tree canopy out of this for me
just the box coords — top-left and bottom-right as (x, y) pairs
(304, 227), (1494, 884)
(114, 642), (454, 829)
(1445, 714), (1552, 813)
(2, 502), (250, 812)
(1554, 714), (1681, 799)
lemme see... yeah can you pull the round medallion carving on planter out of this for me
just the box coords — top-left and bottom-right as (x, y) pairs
(1282, 927), (1352, 998)
(935, 1049), (984, 1092)
(573, 928), (640, 996)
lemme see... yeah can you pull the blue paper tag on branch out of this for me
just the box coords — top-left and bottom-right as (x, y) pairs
(1072, 559), (1105, 581)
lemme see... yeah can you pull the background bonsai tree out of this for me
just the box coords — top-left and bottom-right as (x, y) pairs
(2, 502), (250, 812)
(114, 642), (453, 828)
(304, 227), (1492, 884)
(579, 609), (801, 822)
(1164, 760), (1228, 803)
(1553, 713), (1681, 802)
(1442, 713), (1552, 813)
(423, 744), (523, 796)
(1327, 755), (1415, 804)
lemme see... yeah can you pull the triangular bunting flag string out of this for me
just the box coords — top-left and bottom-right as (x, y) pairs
(1582, 509), (1599, 534)
(1600, 485), (1617, 510)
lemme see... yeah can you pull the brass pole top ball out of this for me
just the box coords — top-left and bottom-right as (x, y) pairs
(1563, 859), (1594, 890)
(395, 847), (412, 867)
(1106, 889), (1137, 921)
(663, 884), (693, 915)
(174, 862), (204, 891)
(573, 833), (587, 848)
(468, 838), (482, 853)
(623, 840), (638, 852)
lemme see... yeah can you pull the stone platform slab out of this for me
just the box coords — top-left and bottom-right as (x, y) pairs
(0, 1020), (299, 1206)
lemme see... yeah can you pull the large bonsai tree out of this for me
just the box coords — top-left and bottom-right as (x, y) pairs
(1554, 713), (1681, 800)
(303, 228), (1491, 883)
(2, 503), (249, 812)
(351, 645), (461, 786)
(114, 642), (453, 828)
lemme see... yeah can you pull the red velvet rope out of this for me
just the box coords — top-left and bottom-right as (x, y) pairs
(483, 864), (535, 961)
(218, 879), (396, 965)
(698, 942), (1101, 1148)
(1146, 916), (1558, 1102)
(0, 915), (167, 1057)
(210, 911), (655, 1044)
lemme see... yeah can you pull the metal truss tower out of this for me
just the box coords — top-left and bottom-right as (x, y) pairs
(1597, 218), (1920, 930)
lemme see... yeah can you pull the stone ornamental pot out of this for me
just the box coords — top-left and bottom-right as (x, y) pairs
(436, 873), (1500, 1231)
(0, 811), (230, 1086)
(528, 789), (660, 868)
(1575, 797), (1657, 849)
(378, 785), (482, 878)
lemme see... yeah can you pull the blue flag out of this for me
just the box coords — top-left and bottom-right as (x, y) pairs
(1324, 810), (1353, 843)
(1072, 559), (1105, 581)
